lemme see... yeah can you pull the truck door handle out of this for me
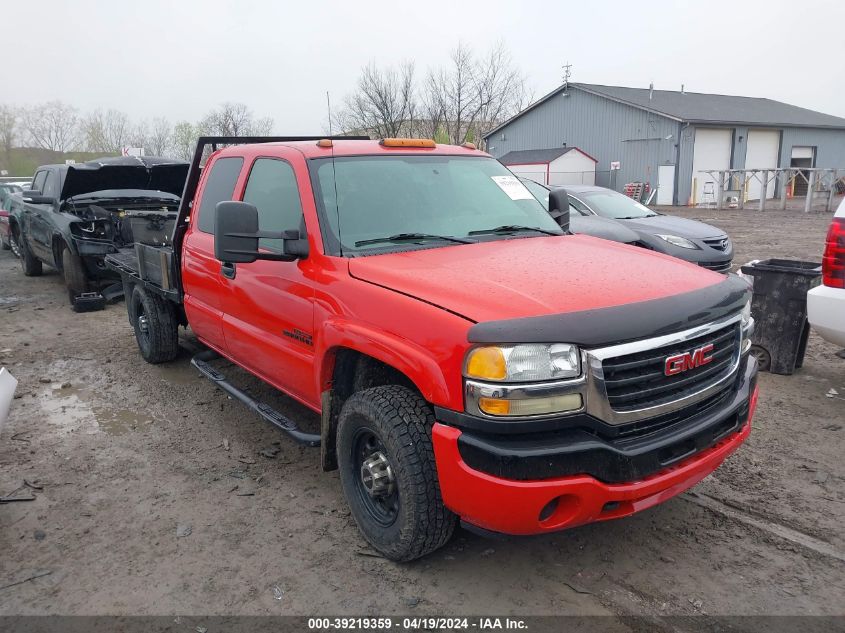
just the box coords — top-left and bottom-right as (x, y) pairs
(220, 262), (236, 279)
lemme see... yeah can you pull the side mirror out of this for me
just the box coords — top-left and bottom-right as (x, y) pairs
(214, 201), (307, 263)
(548, 189), (570, 233)
(23, 192), (56, 205)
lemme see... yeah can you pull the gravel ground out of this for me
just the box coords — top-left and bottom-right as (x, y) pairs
(0, 205), (843, 620)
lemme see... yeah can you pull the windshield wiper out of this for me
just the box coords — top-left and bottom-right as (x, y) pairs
(468, 224), (560, 237)
(354, 232), (474, 247)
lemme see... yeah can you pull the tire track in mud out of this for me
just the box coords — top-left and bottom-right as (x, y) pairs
(682, 491), (845, 564)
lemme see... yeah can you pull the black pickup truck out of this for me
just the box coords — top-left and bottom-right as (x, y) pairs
(9, 156), (188, 309)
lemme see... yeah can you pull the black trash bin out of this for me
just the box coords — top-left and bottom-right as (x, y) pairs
(740, 259), (822, 375)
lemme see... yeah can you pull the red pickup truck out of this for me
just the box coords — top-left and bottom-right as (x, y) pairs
(106, 136), (759, 561)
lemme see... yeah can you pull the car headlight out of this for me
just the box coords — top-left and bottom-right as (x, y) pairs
(740, 297), (754, 353)
(741, 298), (752, 326)
(656, 234), (699, 249)
(465, 344), (580, 382)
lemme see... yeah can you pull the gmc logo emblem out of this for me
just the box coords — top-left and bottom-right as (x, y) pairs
(664, 344), (715, 376)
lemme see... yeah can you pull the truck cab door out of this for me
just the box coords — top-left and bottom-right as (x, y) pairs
(181, 155), (245, 352)
(22, 170), (49, 259)
(30, 170), (59, 262)
(218, 157), (318, 408)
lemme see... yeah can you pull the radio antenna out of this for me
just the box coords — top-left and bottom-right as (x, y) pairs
(327, 90), (343, 256)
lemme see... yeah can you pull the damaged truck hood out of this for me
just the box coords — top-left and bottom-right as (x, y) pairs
(60, 157), (189, 201)
(348, 235), (724, 324)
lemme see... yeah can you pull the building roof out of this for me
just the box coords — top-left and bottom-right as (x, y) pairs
(485, 82), (845, 138)
(499, 147), (571, 164)
(499, 147), (597, 165)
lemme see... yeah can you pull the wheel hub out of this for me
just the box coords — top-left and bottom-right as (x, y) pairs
(138, 314), (150, 335)
(360, 452), (395, 498)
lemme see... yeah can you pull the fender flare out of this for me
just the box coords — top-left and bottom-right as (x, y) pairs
(316, 318), (452, 407)
(316, 318), (456, 472)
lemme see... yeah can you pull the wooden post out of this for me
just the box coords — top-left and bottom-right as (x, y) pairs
(716, 171), (724, 210)
(805, 170), (816, 213)
(759, 171), (768, 211)
(827, 169), (837, 212)
(779, 169), (789, 210)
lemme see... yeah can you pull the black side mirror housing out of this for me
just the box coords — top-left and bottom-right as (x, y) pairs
(214, 200), (307, 263)
(23, 192), (56, 205)
(548, 189), (570, 233)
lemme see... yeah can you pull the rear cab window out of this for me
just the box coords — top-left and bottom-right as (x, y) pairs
(196, 156), (245, 233)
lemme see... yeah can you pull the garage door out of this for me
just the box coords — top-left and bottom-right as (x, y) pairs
(691, 128), (732, 204)
(745, 129), (780, 200)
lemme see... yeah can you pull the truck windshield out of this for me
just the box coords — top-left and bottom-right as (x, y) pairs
(311, 155), (563, 255)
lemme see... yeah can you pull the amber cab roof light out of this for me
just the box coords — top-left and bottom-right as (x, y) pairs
(380, 138), (436, 148)
(316, 139), (333, 148)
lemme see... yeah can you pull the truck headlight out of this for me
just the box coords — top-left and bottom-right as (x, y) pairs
(465, 344), (580, 382)
(656, 234), (699, 249)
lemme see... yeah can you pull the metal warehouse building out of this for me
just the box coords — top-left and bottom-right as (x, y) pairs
(484, 82), (845, 205)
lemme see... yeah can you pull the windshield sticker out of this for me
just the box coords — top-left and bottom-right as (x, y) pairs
(491, 176), (533, 200)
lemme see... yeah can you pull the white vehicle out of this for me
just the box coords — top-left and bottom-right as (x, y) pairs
(0, 368), (17, 431)
(808, 198), (845, 347)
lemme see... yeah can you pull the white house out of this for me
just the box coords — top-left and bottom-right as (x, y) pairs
(498, 147), (598, 186)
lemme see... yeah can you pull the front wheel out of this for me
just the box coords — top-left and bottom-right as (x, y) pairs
(337, 385), (455, 561)
(62, 245), (90, 305)
(130, 286), (179, 364)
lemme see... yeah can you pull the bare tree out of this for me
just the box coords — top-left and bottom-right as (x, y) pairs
(127, 120), (150, 152)
(82, 109), (131, 153)
(146, 117), (173, 156)
(252, 116), (274, 135)
(423, 42), (529, 145)
(0, 105), (18, 157)
(415, 71), (447, 140)
(21, 101), (79, 152)
(335, 62), (416, 138)
(473, 42), (531, 143)
(434, 43), (479, 145)
(199, 102), (274, 136)
(171, 121), (198, 161)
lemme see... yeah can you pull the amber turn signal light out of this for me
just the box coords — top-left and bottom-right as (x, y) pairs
(380, 138), (436, 148)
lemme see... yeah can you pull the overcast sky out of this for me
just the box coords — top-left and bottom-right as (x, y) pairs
(6, 0), (845, 132)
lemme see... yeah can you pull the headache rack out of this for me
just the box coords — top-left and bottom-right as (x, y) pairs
(104, 134), (368, 301)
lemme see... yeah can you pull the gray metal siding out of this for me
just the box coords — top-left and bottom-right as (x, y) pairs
(486, 87), (678, 196)
(778, 127), (845, 169)
(489, 87), (845, 206)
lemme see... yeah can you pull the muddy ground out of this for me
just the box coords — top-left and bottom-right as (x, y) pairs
(0, 205), (843, 622)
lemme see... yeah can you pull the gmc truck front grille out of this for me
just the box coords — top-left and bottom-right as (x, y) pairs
(601, 323), (740, 412)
